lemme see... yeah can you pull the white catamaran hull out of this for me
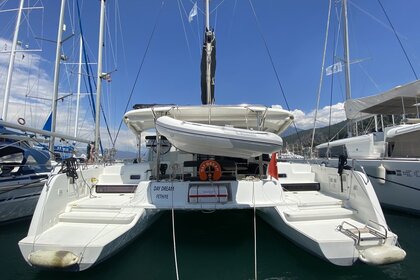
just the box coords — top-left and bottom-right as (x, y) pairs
(18, 163), (162, 271)
(156, 116), (283, 158)
(19, 160), (405, 270)
(260, 163), (405, 266)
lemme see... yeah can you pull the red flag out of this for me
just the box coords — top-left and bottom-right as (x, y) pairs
(268, 153), (278, 179)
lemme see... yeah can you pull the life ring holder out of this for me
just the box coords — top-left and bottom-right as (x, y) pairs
(199, 160), (222, 181)
(17, 117), (26, 125)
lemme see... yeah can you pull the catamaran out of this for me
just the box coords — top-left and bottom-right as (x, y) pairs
(312, 0), (420, 215)
(18, 0), (405, 272)
(317, 80), (420, 214)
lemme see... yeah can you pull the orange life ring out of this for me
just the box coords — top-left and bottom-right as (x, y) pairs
(17, 117), (26, 125)
(199, 160), (222, 181)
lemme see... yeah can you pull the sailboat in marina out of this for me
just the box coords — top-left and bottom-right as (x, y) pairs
(0, 0), (91, 223)
(18, 0), (405, 272)
(0, 0), (51, 223)
(313, 0), (420, 215)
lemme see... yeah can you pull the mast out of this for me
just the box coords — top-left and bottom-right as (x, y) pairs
(74, 35), (83, 141)
(201, 0), (216, 105)
(94, 0), (106, 160)
(205, 0), (210, 30)
(205, 0), (211, 105)
(342, 0), (352, 137)
(2, 0), (25, 121)
(49, 0), (66, 155)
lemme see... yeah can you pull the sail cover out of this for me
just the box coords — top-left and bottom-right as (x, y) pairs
(345, 80), (420, 120)
(201, 28), (216, 105)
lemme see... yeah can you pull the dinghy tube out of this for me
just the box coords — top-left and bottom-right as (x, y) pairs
(359, 245), (406, 265)
(28, 250), (79, 269)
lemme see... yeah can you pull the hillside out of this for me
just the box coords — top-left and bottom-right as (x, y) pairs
(281, 121), (348, 154)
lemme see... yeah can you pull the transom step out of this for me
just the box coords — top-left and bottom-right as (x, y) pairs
(59, 211), (135, 224)
(284, 207), (354, 221)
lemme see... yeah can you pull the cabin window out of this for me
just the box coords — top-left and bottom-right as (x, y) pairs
(0, 152), (24, 164)
(0, 152), (23, 175)
(318, 145), (347, 158)
(318, 148), (328, 158)
(329, 145), (347, 158)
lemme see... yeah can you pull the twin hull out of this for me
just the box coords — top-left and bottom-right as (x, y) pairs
(18, 162), (404, 270)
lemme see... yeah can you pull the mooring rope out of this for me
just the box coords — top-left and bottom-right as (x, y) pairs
(367, 174), (420, 192)
(252, 181), (258, 280)
(171, 181), (180, 280)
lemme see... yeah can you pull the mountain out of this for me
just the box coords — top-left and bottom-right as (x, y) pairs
(281, 126), (304, 137)
(115, 150), (138, 160)
(282, 121), (348, 154)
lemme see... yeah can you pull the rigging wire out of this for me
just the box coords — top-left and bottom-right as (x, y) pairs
(377, 0), (418, 80)
(349, 0), (407, 40)
(105, 7), (118, 71)
(76, 0), (107, 153)
(247, 0), (303, 149)
(357, 63), (381, 92)
(327, 1), (339, 147)
(311, 0), (332, 157)
(226, 0), (238, 42)
(333, 3), (346, 104)
(214, 4), (218, 31)
(66, 0), (74, 33)
(178, 0), (201, 57)
(76, 0), (116, 151)
(176, 0), (193, 62)
(210, 0), (225, 15)
(113, 1), (165, 148)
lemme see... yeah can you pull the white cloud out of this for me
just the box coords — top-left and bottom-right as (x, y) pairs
(272, 104), (283, 110)
(291, 102), (346, 129)
(0, 37), (53, 126)
(0, 37), (121, 151)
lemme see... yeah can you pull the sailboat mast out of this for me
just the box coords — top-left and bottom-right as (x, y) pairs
(94, 0), (106, 160)
(205, 0), (210, 30)
(205, 0), (212, 105)
(2, 0), (25, 121)
(74, 35), (83, 140)
(201, 0), (216, 105)
(49, 0), (66, 155)
(342, 0), (352, 137)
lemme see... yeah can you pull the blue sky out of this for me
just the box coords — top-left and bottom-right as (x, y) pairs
(1, 0), (420, 151)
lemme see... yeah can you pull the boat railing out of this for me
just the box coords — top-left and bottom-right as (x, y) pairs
(337, 220), (387, 245)
(350, 159), (370, 184)
(367, 220), (387, 242)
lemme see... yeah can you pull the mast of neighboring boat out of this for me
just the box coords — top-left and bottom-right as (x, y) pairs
(342, 0), (352, 137)
(49, 0), (66, 156)
(94, 0), (106, 160)
(74, 35), (83, 141)
(2, 0), (25, 121)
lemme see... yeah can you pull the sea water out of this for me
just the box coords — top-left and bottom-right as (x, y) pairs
(1, 209), (418, 279)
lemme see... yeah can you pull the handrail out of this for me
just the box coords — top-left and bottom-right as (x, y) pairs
(367, 220), (387, 243)
(337, 221), (361, 245)
(351, 159), (370, 184)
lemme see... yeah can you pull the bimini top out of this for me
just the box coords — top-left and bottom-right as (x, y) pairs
(124, 105), (294, 135)
(345, 79), (420, 121)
